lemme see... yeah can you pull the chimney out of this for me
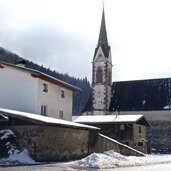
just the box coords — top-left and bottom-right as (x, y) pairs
(15, 59), (26, 67)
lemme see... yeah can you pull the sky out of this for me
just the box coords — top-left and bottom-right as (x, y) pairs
(1, 0), (171, 82)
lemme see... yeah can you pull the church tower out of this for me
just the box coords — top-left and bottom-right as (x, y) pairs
(92, 7), (112, 115)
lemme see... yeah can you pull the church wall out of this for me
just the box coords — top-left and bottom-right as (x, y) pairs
(92, 84), (106, 111)
(92, 56), (112, 112)
(107, 86), (112, 109)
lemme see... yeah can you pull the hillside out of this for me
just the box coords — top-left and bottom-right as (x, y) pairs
(0, 47), (90, 115)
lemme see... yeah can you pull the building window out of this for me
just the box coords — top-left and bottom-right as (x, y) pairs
(139, 126), (142, 134)
(43, 83), (48, 92)
(120, 124), (124, 130)
(41, 105), (48, 116)
(59, 110), (64, 119)
(61, 90), (65, 98)
(138, 142), (143, 146)
(96, 66), (103, 83)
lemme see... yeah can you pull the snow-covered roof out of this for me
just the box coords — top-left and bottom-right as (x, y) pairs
(73, 114), (150, 126)
(0, 61), (82, 92)
(0, 108), (99, 130)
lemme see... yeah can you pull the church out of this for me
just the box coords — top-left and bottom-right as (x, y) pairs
(73, 7), (151, 154)
(79, 7), (171, 154)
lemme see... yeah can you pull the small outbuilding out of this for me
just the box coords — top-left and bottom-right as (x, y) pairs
(73, 114), (150, 154)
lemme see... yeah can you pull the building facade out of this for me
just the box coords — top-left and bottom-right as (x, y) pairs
(73, 114), (150, 154)
(109, 79), (171, 153)
(0, 62), (81, 121)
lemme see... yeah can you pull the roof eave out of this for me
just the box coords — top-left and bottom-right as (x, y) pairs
(0, 62), (82, 92)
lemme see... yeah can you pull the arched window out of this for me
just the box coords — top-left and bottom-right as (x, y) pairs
(96, 66), (103, 83)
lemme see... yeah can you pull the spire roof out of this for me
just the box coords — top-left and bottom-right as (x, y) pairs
(98, 7), (108, 48)
(94, 6), (110, 58)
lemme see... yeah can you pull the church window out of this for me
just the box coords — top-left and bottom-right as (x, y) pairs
(96, 66), (103, 83)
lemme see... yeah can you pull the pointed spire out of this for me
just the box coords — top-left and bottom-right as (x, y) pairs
(98, 6), (108, 48)
(94, 5), (110, 58)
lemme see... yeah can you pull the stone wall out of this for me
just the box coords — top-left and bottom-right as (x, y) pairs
(95, 134), (145, 156)
(0, 125), (146, 162)
(0, 125), (97, 162)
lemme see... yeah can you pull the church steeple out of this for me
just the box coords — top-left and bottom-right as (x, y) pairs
(91, 6), (112, 115)
(98, 7), (108, 50)
(94, 7), (110, 58)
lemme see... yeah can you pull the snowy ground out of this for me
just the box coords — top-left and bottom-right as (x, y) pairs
(1, 150), (171, 169)
(0, 129), (35, 166)
(68, 150), (171, 169)
(0, 149), (35, 166)
(1, 129), (171, 169)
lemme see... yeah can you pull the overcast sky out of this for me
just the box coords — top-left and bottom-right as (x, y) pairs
(1, 0), (171, 82)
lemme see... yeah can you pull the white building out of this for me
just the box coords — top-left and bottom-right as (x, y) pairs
(0, 62), (81, 121)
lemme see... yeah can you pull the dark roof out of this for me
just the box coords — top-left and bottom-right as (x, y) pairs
(109, 78), (171, 111)
(94, 7), (110, 58)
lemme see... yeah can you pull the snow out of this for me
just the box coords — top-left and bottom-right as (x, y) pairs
(0, 129), (35, 165)
(72, 150), (171, 169)
(0, 108), (99, 130)
(164, 105), (171, 109)
(1, 148), (171, 168)
(0, 149), (35, 165)
(142, 100), (146, 105)
(73, 114), (144, 123)
(0, 129), (15, 140)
